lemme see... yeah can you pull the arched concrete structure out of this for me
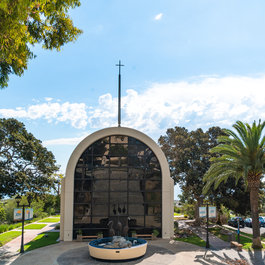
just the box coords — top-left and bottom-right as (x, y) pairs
(60, 127), (174, 241)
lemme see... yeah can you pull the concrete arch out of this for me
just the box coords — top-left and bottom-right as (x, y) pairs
(60, 127), (174, 241)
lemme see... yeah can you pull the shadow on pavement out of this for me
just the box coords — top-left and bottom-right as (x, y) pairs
(57, 245), (176, 265)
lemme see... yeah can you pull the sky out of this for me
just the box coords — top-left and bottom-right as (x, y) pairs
(1, 0), (265, 199)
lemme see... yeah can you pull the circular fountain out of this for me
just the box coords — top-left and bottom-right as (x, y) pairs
(88, 236), (147, 260)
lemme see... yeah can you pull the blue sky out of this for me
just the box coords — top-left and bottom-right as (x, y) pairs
(1, 0), (265, 199)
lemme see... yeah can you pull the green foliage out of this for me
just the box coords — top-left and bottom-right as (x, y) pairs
(0, 231), (21, 246)
(159, 126), (224, 222)
(0, 205), (6, 223)
(0, 0), (82, 88)
(174, 234), (206, 248)
(182, 203), (195, 219)
(152, 229), (159, 237)
(38, 217), (60, 223)
(22, 224), (46, 230)
(0, 118), (59, 198)
(0, 223), (21, 233)
(23, 232), (59, 252)
(174, 221), (179, 232)
(203, 120), (265, 249)
(3, 198), (17, 224)
(203, 120), (265, 192)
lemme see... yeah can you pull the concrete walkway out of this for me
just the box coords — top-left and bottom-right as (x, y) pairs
(179, 220), (231, 250)
(0, 218), (59, 265)
(1, 219), (265, 264)
(6, 239), (265, 265)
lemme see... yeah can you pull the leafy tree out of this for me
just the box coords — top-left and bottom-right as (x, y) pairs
(0, 0), (82, 88)
(203, 120), (265, 249)
(159, 126), (224, 223)
(0, 205), (6, 223)
(0, 118), (59, 198)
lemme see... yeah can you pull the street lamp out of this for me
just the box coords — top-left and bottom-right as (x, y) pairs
(15, 194), (33, 253)
(200, 195), (210, 249)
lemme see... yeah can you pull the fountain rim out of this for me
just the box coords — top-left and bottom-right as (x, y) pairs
(88, 237), (147, 250)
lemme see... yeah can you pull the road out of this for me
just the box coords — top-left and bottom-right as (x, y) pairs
(223, 224), (265, 235)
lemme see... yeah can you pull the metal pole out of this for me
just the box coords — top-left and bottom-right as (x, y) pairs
(206, 203), (210, 248)
(20, 205), (25, 253)
(237, 218), (240, 243)
(118, 70), (121, 127)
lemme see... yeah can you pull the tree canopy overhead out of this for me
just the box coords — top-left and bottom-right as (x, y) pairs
(0, 0), (82, 88)
(0, 118), (59, 198)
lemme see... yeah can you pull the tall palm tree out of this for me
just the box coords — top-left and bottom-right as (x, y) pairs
(203, 120), (265, 249)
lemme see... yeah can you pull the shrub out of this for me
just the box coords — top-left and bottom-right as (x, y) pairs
(174, 221), (179, 232)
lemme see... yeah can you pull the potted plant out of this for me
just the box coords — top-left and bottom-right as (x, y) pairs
(131, 230), (137, 238)
(97, 232), (103, 239)
(152, 229), (159, 240)
(76, 229), (83, 242)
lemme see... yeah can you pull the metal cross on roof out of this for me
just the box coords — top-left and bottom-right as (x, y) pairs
(116, 60), (124, 127)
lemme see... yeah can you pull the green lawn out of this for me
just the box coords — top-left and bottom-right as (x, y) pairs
(174, 213), (182, 216)
(174, 234), (206, 248)
(20, 224), (47, 230)
(38, 217), (60, 223)
(224, 226), (265, 241)
(0, 231), (22, 246)
(23, 232), (59, 252)
(209, 227), (230, 242)
(212, 226), (265, 250)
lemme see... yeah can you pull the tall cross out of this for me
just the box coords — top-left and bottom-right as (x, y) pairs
(116, 60), (124, 127)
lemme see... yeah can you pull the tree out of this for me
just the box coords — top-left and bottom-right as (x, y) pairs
(203, 120), (265, 249)
(0, 0), (82, 88)
(158, 126), (224, 223)
(0, 118), (59, 198)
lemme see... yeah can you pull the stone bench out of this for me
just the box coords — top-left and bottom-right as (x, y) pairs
(231, 241), (243, 251)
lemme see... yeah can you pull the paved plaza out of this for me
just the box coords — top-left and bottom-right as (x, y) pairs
(0, 238), (264, 265)
(1, 219), (265, 265)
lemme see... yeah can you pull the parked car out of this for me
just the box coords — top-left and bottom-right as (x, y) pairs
(245, 218), (252, 227)
(259, 217), (265, 227)
(228, 217), (245, 228)
(244, 217), (265, 227)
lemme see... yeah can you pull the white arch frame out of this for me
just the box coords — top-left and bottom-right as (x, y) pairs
(60, 127), (174, 241)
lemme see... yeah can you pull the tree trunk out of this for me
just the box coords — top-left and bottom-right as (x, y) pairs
(249, 186), (262, 248)
(194, 196), (202, 226)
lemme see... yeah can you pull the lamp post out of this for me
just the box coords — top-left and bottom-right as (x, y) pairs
(200, 195), (210, 249)
(237, 218), (240, 243)
(15, 194), (33, 253)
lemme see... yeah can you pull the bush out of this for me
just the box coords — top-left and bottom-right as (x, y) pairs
(174, 221), (179, 232)
(182, 203), (195, 219)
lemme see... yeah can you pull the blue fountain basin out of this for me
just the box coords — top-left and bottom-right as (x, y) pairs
(88, 237), (147, 260)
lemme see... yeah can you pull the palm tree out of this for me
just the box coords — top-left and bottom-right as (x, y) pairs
(203, 120), (265, 249)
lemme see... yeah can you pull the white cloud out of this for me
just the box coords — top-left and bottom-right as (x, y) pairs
(87, 74), (265, 138)
(43, 134), (88, 146)
(1, 75), (265, 139)
(154, 13), (163, 20)
(0, 99), (88, 129)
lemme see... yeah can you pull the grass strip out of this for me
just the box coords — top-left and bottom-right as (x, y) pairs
(224, 226), (265, 241)
(38, 217), (60, 223)
(174, 234), (206, 248)
(212, 226), (265, 250)
(209, 227), (230, 242)
(0, 231), (22, 246)
(20, 224), (47, 230)
(23, 232), (59, 252)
